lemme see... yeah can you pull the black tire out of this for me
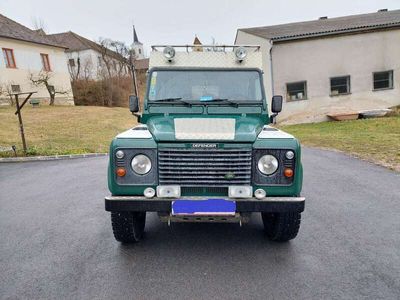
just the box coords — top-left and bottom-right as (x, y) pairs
(111, 211), (146, 243)
(262, 212), (301, 242)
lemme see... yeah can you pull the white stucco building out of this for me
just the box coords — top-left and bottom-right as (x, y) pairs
(0, 14), (73, 105)
(47, 26), (148, 82)
(47, 31), (130, 81)
(236, 9), (400, 123)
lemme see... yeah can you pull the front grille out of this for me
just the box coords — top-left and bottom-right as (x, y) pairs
(158, 148), (252, 187)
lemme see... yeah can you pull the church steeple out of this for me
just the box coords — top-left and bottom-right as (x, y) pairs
(133, 25), (142, 45)
(131, 25), (144, 59)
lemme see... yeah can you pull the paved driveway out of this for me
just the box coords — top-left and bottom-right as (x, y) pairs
(0, 148), (399, 299)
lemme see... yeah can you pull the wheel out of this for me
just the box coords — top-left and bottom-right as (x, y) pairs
(262, 212), (301, 242)
(111, 211), (146, 243)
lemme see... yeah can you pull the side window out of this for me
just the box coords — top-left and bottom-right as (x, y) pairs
(69, 58), (75, 67)
(286, 81), (307, 101)
(373, 71), (393, 90)
(2, 48), (17, 68)
(40, 53), (51, 71)
(11, 85), (21, 93)
(330, 76), (350, 96)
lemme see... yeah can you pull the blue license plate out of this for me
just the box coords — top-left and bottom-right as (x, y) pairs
(172, 199), (236, 216)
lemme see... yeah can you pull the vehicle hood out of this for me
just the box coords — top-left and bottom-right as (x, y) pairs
(146, 116), (264, 143)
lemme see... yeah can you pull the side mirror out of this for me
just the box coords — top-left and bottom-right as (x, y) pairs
(129, 95), (139, 113)
(271, 95), (283, 113)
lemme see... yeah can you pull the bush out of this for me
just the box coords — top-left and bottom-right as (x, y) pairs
(72, 74), (146, 107)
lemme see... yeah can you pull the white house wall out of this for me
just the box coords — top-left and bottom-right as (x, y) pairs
(67, 49), (129, 80)
(66, 49), (99, 79)
(0, 37), (73, 104)
(272, 29), (400, 124)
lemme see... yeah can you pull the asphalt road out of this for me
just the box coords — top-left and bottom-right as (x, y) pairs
(1, 148), (399, 299)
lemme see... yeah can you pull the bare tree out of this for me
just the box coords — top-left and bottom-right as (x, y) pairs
(29, 71), (68, 105)
(1, 81), (18, 106)
(97, 38), (114, 106)
(112, 41), (139, 97)
(67, 54), (96, 82)
(109, 41), (130, 78)
(81, 58), (94, 81)
(98, 38), (114, 79)
(67, 55), (81, 82)
(205, 37), (225, 52)
(4, 84), (14, 106)
(0, 83), (5, 105)
(97, 38), (133, 106)
(31, 17), (47, 33)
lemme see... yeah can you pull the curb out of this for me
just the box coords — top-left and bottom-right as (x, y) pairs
(0, 153), (108, 163)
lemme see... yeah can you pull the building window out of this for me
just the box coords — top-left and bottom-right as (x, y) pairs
(2, 48), (16, 68)
(11, 85), (21, 93)
(330, 76), (350, 96)
(69, 58), (75, 67)
(40, 53), (51, 71)
(139, 49), (141, 54)
(373, 70), (393, 90)
(286, 81), (307, 101)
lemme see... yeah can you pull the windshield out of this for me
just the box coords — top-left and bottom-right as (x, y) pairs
(148, 70), (263, 103)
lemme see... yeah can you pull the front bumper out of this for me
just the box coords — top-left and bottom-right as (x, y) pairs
(105, 196), (305, 213)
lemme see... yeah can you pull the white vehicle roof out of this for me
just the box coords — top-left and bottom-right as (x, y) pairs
(149, 45), (262, 69)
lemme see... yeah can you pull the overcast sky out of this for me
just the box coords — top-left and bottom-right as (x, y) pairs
(1, 0), (399, 55)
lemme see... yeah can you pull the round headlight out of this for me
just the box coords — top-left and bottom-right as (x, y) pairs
(163, 46), (175, 60)
(115, 150), (124, 159)
(285, 151), (295, 160)
(258, 155), (279, 175)
(131, 154), (152, 175)
(234, 47), (247, 61)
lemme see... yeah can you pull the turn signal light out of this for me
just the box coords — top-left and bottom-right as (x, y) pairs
(116, 168), (126, 177)
(284, 168), (294, 178)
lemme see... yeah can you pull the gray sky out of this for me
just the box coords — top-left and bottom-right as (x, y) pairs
(1, 0), (399, 55)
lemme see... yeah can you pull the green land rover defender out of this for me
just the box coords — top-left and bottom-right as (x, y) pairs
(105, 45), (305, 243)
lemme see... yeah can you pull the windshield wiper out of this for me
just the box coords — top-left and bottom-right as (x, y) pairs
(204, 98), (239, 107)
(153, 98), (192, 106)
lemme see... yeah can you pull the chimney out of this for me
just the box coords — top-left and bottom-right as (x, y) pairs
(378, 9), (388, 12)
(319, 16), (328, 20)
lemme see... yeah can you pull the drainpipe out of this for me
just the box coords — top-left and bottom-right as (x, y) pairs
(269, 39), (275, 96)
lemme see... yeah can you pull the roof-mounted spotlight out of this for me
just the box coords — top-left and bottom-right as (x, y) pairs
(163, 46), (176, 62)
(234, 47), (247, 62)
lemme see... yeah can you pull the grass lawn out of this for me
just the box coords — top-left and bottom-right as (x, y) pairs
(1, 105), (399, 171)
(281, 115), (400, 171)
(0, 106), (135, 157)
